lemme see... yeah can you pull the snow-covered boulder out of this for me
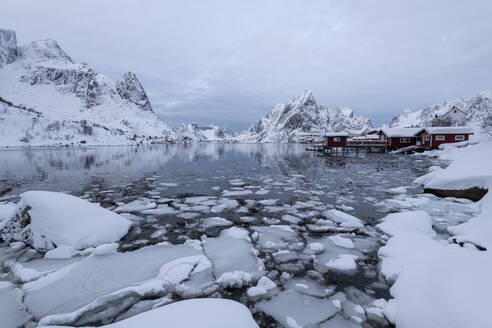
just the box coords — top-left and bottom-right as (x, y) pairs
(39, 298), (258, 328)
(0, 191), (131, 250)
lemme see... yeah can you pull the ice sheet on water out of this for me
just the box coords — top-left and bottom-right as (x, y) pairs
(284, 277), (335, 298)
(201, 217), (233, 229)
(204, 227), (264, 288)
(23, 243), (201, 320)
(322, 210), (363, 229)
(222, 190), (253, 197)
(319, 314), (363, 328)
(252, 225), (302, 251)
(140, 204), (179, 215)
(256, 289), (340, 328)
(113, 199), (156, 213)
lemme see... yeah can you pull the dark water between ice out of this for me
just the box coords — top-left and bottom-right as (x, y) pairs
(0, 144), (436, 327)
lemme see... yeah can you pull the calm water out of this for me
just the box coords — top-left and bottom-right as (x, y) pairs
(0, 144), (436, 327)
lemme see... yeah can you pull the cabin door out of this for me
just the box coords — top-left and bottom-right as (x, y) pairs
(416, 136), (421, 146)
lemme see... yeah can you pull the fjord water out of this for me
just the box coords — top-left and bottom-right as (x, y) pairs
(0, 144), (435, 327)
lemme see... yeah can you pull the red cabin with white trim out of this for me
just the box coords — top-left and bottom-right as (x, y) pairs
(324, 133), (348, 147)
(378, 128), (421, 149)
(415, 127), (473, 148)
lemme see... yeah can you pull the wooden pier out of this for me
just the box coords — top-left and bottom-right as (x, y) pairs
(307, 141), (389, 154)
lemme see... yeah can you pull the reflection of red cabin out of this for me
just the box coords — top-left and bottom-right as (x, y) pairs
(378, 128), (421, 149)
(415, 127), (473, 148)
(324, 133), (348, 147)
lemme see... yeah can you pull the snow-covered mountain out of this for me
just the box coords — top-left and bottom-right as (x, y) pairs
(0, 28), (179, 147)
(238, 90), (372, 142)
(390, 92), (492, 136)
(177, 123), (234, 142)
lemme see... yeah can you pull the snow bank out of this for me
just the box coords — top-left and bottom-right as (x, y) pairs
(40, 298), (258, 328)
(378, 210), (492, 328)
(0, 191), (131, 250)
(415, 140), (492, 191)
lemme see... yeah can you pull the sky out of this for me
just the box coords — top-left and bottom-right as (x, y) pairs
(2, 0), (492, 130)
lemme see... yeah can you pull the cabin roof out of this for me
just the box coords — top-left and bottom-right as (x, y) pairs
(325, 132), (349, 137)
(380, 128), (421, 137)
(418, 127), (474, 134)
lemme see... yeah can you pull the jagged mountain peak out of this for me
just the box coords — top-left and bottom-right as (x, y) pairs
(239, 90), (371, 142)
(19, 38), (73, 64)
(116, 72), (153, 111)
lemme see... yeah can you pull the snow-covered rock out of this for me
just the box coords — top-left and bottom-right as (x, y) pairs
(390, 91), (492, 136)
(116, 72), (152, 111)
(0, 191), (131, 250)
(238, 90), (371, 142)
(0, 28), (179, 146)
(0, 28), (17, 67)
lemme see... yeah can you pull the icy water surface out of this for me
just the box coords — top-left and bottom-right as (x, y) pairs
(0, 144), (437, 327)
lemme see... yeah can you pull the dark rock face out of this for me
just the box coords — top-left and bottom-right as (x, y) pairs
(0, 205), (35, 246)
(424, 187), (488, 202)
(27, 66), (107, 108)
(116, 72), (153, 111)
(0, 28), (18, 67)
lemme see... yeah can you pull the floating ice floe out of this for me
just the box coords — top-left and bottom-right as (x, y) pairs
(113, 199), (156, 213)
(0, 191), (131, 251)
(201, 217), (233, 229)
(39, 298), (258, 328)
(256, 289), (340, 328)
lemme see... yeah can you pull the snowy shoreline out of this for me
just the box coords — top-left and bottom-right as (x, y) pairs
(376, 139), (492, 327)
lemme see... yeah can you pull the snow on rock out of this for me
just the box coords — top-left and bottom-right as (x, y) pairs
(237, 89), (371, 143)
(177, 123), (233, 142)
(39, 298), (258, 328)
(415, 140), (492, 191)
(0, 191), (131, 251)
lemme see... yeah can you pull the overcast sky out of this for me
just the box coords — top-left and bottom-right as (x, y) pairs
(3, 0), (492, 130)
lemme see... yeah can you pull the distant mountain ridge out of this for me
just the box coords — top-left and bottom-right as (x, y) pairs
(390, 92), (492, 136)
(238, 90), (372, 142)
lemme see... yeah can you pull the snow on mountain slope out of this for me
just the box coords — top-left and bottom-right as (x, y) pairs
(238, 90), (372, 142)
(177, 123), (234, 142)
(0, 28), (178, 146)
(390, 92), (492, 136)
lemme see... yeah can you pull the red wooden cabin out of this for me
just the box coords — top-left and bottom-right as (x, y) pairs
(378, 128), (421, 149)
(415, 127), (473, 148)
(324, 133), (348, 147)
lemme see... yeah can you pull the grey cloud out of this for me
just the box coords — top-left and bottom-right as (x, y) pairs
(3, 0), (492, 130)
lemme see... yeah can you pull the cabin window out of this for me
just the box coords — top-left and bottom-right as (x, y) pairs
(333, 137), (341, 142)
(400, 138), (410, 143)
(425, 135), (430, 141)
(435, 135), (445, 141)
(455, 135), (465, 141)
